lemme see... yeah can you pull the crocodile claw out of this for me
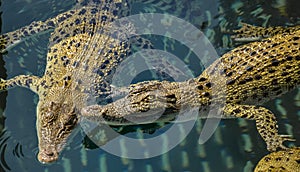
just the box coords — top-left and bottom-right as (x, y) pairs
(266, 134), (295, 152)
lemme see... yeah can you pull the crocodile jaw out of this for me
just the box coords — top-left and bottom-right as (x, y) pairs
(37, 146), (59, 164)
(35, 98), (78, 163)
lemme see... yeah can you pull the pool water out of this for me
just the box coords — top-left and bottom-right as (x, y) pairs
(0, 0), (299, 171)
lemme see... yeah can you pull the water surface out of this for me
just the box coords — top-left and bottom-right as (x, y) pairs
(0, 0), (299, 171)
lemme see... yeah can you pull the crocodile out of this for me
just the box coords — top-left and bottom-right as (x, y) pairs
(1, 0), (192, 164)
(81, 23), (300, 151)
(0, 0), (299, 167)
(0, 0), (159, 163)
(255, 147), (300, 172)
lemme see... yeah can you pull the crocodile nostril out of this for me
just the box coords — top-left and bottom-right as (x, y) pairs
(38, 149), (59, 163)
(45, 151), (54, 157)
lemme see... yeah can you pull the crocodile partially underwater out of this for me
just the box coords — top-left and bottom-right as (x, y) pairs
(0, 0), (143, 163)
(0, 0), (299, 169)
(81, 23), (299, 144)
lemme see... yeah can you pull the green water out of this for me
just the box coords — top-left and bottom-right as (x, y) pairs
(0, 0), (299, 171)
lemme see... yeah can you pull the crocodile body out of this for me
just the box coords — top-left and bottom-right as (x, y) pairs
(1, 0), (183, 164)
(82, 24), (300, 152)
(0, 0), (139, 163)
(0, 0), (299, 168)
(255, 147), (300, 172)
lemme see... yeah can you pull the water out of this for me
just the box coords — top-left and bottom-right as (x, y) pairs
(0, 0), (299, 171)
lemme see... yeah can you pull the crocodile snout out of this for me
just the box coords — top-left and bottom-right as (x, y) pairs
(37, 148), (59, 164)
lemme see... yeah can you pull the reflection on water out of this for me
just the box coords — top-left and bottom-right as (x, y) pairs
(0, 0), (299, 171)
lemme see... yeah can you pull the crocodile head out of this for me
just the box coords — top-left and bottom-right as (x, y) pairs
(36, 99), (78, 163)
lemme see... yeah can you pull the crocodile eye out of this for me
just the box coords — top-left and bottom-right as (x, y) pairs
(49, 101), (55, 110)
(42, 111), (56, 126)
(46, 111), (53, 117)
(64, 115), (77, 127)
(46, 112), (56, 122)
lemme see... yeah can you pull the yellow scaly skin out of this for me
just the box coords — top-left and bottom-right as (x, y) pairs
(0, 0), (135, 163)
(0, 0), (299, 165)
(82, 24), (300, 155)
(255, 147), (300, 172)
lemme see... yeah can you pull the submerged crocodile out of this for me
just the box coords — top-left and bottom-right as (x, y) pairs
(0, 0), (299, 168)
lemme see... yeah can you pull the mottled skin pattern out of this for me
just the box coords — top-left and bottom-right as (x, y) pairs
(0, 0), (182, 163)
(82, 24), (300, 153)
(0, 0), (299, 168)
(0, 0), (139, 163)
(255, 147), (300, 172)
(231, 23), (299, 42)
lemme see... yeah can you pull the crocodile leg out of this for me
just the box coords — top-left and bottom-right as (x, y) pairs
(0, 21), (55, 52)
(0, 5), (109, 53)
(0, 6), (91, 53)
(0, 75), (41, 93)
(223, 104), (294, 151)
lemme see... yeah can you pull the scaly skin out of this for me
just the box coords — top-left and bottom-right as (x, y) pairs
(0, 0), (135, 163)
(0, 0), (187, 163)
(0, 0), (299, 165)
(82, 24), (300, 153)
(255, 147), (300, 172)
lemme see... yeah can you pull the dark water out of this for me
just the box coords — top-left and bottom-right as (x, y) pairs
(0, 0), (299, 171)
